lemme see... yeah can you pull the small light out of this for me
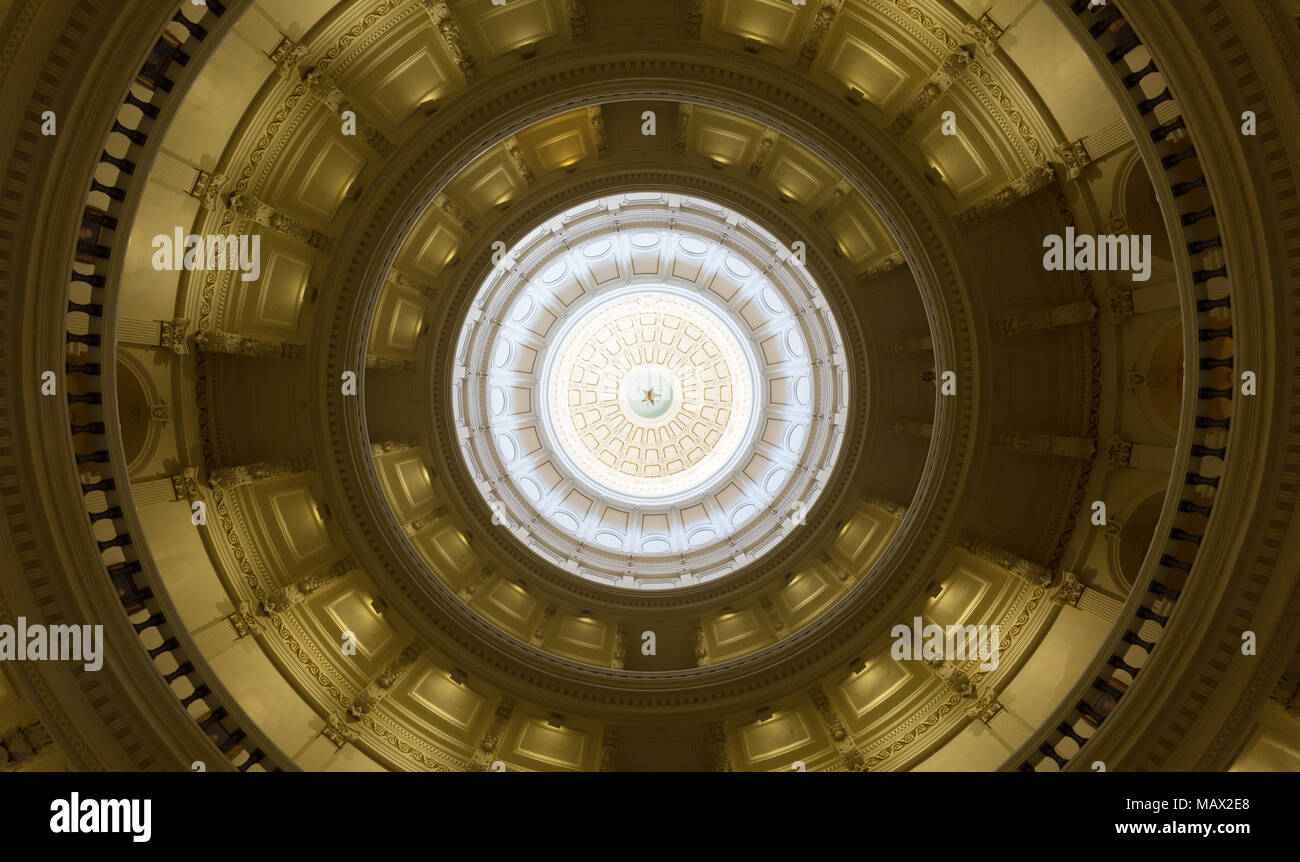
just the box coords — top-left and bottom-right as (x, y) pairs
(419, 95), (441, 115)
(517, 41), (537, 60)
(370, 597), (387, 615)
(927, 580), (944, 599)
(924, 165), (943, 185)
(450, 667), (468, 685)
(547, 713), (565, 728)
(849, 657), (866, 675)
(743, 36), (762, 53)
(315, 503), (332, 521)
(755, 706), (774, 723)
(711, 158), (727, 170)
(846, 86), (865, 105)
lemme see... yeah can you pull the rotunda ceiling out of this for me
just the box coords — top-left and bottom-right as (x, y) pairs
(450, 193), (845, 588)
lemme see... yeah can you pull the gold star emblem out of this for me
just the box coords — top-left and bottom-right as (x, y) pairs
(641, 387), (659, 406)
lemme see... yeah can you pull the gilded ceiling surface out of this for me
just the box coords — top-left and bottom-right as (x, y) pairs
(0, 0), (1297, 795)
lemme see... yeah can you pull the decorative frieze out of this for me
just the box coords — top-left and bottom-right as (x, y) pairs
(957, 164), (1056, 225)
(303, 67), (393, 155)
(864, 494), (907, 518)
(886, 419), (933, 437)
(457, 563), (494, 601)
(813, 179), (850, 219)
(796, 1), (844, 70)
(189, 170), (227, 211)
(758, 596), (787, 636)
(351, 644), (424, 717)
(370, 438), (420, 457)
(707, 723), (732, 771)
(435, 193), (475, 233)
(809, 684), (865, 771)
(964, 690), (1003, 723)
(927, 658), (978, 697)
(160, 317), (190, 354)
(889, 47), (972, 136)
(585, 106), (607, 157)
(404, 508), (445, 536)
(529, 604), (557, 646)
(505, 136), (536, 183)
(470, 697), (515, 770)
(321, 712), (357, 747)
(387, 269), (437, 298)
(268, 36), (307, 80)
(598, 727), (618, 771)
(611, 623), (627, 669)
(747, 128), (778, 177)
(0, 720), (55, 770)
(1051, 571), (1087, 607)
(195, 329), (304, 360)
(962, 11), (1004, 56)
(1055, 137), (1092, 181)
(886, 334), (933, 354)
(862, 251), (905, 280)
(683, 0), (704, 38)
(693, 621), (710, 667)
(229, 192), (329, 250)
(262, 555), (353, 614)
(209, 456), (310, 490)
(993, 430), (1096, 461)
(564, 0), (588, 39)
(420, 0), (477, 79)
(366, 354), (416, 372)
(674, 103), (693, 153)
(959, 535), (1053, 586)
(170, 467), (201, 501)
(991, 299), (1096, 336)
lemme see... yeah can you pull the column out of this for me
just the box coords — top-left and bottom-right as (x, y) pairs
(190, 614), (244, 660)
(1104, 436), (1174, 472)
(132, 467), (198, 507)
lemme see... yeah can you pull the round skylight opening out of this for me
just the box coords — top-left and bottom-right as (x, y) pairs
(452, 192), (849, 588)
(538, 286), (761, 503)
